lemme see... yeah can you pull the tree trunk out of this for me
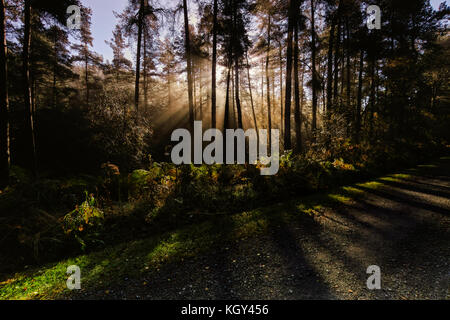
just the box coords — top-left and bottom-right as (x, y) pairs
(272, 68), (275, 125)
(369, 55), (376, 139)
(207, 48), (211, 122)
(326, 14), (336, 118)
(183, 0), (194, 130)
(85, 51), (89, 105)
(230, 68), (235, 126)
(31, 71), (36, 117)
(53, 31), (57, 108)
(193, 64), (197, 120)
(310, 0), (317, 138)
(231, 1), (243, 129)
(355, 49), (364, 142)
(300, 69), (304, 116)
(345, 17), (351, 136)
(284, 0), (295, 150)
(340, 27), (345, 101)
(293, 22), (302, 153)
(261, 59), (264, 122)
(199, 64), (203, 122)
(168, 77), (171, 110)
(246, 52), (259, 144)
(0, 0), (10, 187)
(266, 14), (272, 148)
(223, 65), (232, 157)
(143, 29), (148, 113)
(224, 66), (232, 130)
(23, 0), (36, 176)
(278, 42), (283, 140)
(346, 18), (351, 106)
(211, 0), (217, 128)
(234, 62), (243, 128)
(272, 70), (275, 135)
(333, 16), (341, 106)
(134, 0), (144, 112)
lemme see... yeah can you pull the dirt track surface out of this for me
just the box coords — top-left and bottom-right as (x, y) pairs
(68, 159), (450, 300)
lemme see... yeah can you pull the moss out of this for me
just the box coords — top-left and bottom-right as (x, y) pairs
(327, 194), (353, 204)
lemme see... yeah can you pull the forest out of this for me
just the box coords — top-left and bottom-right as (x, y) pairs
(0, 0), (449, 300)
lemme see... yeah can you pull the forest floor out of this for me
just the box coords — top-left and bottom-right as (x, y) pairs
(1, 157), (449, 300)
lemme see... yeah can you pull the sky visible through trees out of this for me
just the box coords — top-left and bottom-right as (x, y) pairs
(83, 0), (445, 63)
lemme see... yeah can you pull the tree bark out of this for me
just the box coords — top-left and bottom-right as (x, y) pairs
(193, 63), (197, 120)
(183, 0), (194, 131)
(246, 52), (259, 144)
(199, 64), (203, 122)
(369, 55), (376, 139)
(224, 66), (232, 130)
(143, 28), (148, 113)
(326, 13), (336, 118)
(278, 42), (283, 140)
(231, 68), (235, 126)
(333, 15), (341, 106)
(345, 18), (351, 105)
(266, 14), (272, 148)
(53, 30), (57, 108)
(211, 0), (217, 128)
(293, 22), (302, 153)
(284, 0), (295, 150)
(355, 49), (364, 142)
(168, 77), (171, 109)
(23, 0), (36, 176)
(232, 64), (241, 128)
(261, 59), (264, 121)
(0, 0), (9, 187)
(85, 50), (89, 105)
(345, 17), (351, 136)
(223, 65), (232, 157)
(310, 0), (317, 137)
(134, 0), (145, 111)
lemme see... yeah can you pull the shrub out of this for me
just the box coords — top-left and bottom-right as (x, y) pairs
(62, 192), (104, 250)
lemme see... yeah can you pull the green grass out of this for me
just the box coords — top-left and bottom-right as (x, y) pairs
(0, 168), (415, 300)
(0, 208), (277, 300)
(417, 164), (438, 169)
